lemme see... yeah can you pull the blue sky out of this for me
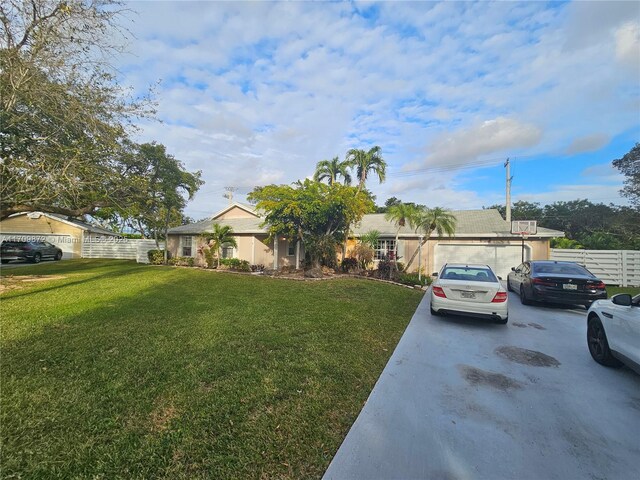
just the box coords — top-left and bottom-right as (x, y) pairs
(118, 1), (640, 218)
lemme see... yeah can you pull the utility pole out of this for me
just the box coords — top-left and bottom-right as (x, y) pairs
(223, 186), (237, 205)
(505, 158), (512, 224)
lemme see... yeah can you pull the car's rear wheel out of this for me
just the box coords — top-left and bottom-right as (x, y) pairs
(1, 259), (9, 264)
(430, 306), (441, 316)
(31, 253), (42, 263)
(54, 251), (62, 261)
(507, 279), (513, 292)
(587, 316), (622, 367)
(496, 316), (508, 325)
(520, 286), (532, 305)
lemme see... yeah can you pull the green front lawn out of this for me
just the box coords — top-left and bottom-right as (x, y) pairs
(606, 286), (640, 297)
(0, 260), (422, 479)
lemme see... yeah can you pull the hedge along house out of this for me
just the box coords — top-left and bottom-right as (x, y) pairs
(167, 203), (302, 269)
(167, 205), (563, 279)
(350, 209), (563, 279)
(0, 212), (121, 259)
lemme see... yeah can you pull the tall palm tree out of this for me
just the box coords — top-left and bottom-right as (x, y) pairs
(405, 207), (457, 272)
(385, 203), (419, 268)
(207, 223), (238, 268)
(346, 146), (386, 191)
(313, 156), (352, 185)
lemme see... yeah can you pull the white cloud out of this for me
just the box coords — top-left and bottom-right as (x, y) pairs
(112, 1), (639, 216)
(615, 21), (640, 69)
(425, 118), (542, 167)
(565, 134), (610, 155)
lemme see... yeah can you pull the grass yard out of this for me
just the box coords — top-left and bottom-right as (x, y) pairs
(0, 260), (423, 479)
(606, 286), (640, 297)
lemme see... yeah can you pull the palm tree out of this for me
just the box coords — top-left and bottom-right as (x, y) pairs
(385, 203), (419, 268)
(313, 156), (352, 185)
(405, 207), (457, 272)
(207, 223), (238, 268)
(346, 146), (386, 191)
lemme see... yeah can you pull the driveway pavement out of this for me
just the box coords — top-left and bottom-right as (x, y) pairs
(324, 290), (640, 480)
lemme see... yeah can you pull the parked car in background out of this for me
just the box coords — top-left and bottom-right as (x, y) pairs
(430, 263), (508, 324)
(587, 293), (640, 374)
(507, 260), (606, 309)
(0, 241), (63, 264)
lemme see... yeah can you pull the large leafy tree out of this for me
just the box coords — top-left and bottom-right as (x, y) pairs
(346, 146), (386, 192)
(405, 207), (457, 272)
(247, 180), (374, 268)
(313, 156), (352, 185)
(0, 0), (153, 220)
(385, 203), (420, 267)
(613, 142), (639, 207)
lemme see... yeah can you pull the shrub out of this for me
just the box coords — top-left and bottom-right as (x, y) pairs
(198, 245), (216, 268)
(376, 260), (399, 281)
(397, 272), (431, 287)
(351, 243), (374, 270)
(169, 256), (195, 267)
(147, 249), (166, 265)
(220, 258), (251, 272)
(340, 257), (359, 273)
(250, 264), (265, 272)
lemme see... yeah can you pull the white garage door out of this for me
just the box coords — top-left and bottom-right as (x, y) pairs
(434, 243), (529, 280)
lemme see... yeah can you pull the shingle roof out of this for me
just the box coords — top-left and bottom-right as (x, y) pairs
(169, 209), (564, 238)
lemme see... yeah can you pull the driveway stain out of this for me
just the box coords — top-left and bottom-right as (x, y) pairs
(495, 346), (560, 367)
(512, 322), (527, 328)
(457, 364), (523, 391)
(528, 322), (546, 330)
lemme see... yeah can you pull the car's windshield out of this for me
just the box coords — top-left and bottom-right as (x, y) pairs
(440, 266), (497, 282)
(533, 263), (591, 276)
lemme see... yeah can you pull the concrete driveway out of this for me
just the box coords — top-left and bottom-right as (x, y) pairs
(324, 291), (640, 480)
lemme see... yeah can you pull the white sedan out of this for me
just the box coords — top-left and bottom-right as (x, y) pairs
(587, 293), (640, 374)
(430, 263), (509, 324)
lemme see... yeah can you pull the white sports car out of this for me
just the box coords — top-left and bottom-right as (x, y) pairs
(587, 293), (640, 374)
(430, 263), (509, 324)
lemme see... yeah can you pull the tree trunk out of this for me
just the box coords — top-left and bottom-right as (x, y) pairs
(405, 237), (428, 272)
(163, 209), (170, 264)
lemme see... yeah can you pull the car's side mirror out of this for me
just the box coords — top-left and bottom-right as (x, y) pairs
(612, 294), (632, 306)
(432, 272), (438, 277)
(497, 276), (503, 280)
(511, 267), (516, 272)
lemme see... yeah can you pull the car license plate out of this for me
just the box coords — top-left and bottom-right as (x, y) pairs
(461, 291), (476, 299)
(563, 284), (578, 290)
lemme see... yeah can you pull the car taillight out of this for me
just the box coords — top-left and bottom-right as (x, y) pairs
(532, 278), (555, 287)
(492, 291), (508, 303)
(586, 281), (606, 290)
(432, 286), (447, 298)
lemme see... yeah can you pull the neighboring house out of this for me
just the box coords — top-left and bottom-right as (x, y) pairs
(167, 205), (563, 278)
(0, 212), (120, 259)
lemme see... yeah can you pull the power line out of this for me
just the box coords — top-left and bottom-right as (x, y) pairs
(386, 155), (536, 178)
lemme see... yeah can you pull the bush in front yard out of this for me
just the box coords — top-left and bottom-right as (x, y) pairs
(397, 272), (431, 287)
(220, 258), (251, 272)
(147, 249), (168, 265)
(340, 257), (359, 273)
(169, 256), (195, 267)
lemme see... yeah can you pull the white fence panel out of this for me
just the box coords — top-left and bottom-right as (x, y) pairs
(550, 249), (640, 287)
(82, 239), (163, 264)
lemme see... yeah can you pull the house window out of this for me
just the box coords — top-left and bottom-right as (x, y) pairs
(181, 236), (192, 257)
(287, 241), (295, 256)
(221, 243), (234, 259)
(375, 239), (396, 261)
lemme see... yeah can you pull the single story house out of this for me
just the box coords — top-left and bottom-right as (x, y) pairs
(167, 204), (563, 279)
(0, 212), (120, 259)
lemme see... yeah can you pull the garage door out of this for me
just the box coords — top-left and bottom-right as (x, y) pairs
(0, 233), (76, 259)
(434, 243), (528, 280)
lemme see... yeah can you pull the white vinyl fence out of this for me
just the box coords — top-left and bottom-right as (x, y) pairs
(550, 249), (640, 287)
(82, 239), (164, 264)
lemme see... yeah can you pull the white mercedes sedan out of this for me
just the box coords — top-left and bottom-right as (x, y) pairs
(430, 263), (509, 324)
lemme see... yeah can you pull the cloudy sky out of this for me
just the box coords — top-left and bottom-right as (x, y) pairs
(117, 1), (640, 219)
